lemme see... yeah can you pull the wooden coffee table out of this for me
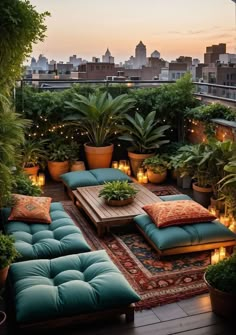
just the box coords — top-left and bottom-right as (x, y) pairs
(73, 183), (161, 237)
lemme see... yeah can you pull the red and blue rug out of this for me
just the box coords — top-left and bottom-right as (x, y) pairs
(62, 195), (210, 310)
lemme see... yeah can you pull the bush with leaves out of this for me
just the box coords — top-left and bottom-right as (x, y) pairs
(98, 181), (138, 201)
(13, 172), (42, 197)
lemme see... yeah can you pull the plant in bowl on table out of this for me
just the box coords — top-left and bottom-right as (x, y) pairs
(119, 111), (170, 177)
(64, 92), (135, 169)
(98, 180), (138, 206)
(143, 154), (169, 184)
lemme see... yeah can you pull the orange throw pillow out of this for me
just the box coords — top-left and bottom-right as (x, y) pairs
(142, 200), (216, 228)
(8, 194), (52, 224)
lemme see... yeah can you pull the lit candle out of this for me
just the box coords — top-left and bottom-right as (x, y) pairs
(209, 207), (216, 216)
(142, 174), (148, 184)
(29, 175), (37, 185)
(211, 249), (220, 265)
(38, 173), (45, 186)
(137, 172), (144, 183)
(127, 168), (131, 176)
(118, 164), (124, 171)
(229, 220), (236, 233)
(219, 247), (226, 260)
(112, 161), (118, 169)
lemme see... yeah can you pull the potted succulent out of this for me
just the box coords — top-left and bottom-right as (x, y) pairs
(0, 233), (20, 287)
(143, 154), (169, 184)
(47, 141), (72, 181)
(20, 138), (48, 176)
(98, 180), (138, 206)
(64, 92), (135, 169)
(119, 111), (170, 177)
(204, 252), (236, 318)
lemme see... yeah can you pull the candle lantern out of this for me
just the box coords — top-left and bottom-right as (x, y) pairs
(111, 161), (118, 169)
(38, 173), (45, 186)
(211, 249), (220, 265)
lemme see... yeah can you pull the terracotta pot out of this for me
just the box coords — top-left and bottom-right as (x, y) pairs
(0, 266), (9, 288)
(147, 169), (167, 184)
(204, 274), (236, 318)
(105, 197), (134, 207)
(23, 165), (39, 176)
(84, 143), (114, 169)
(210, 197), (225, 212)
(192, 182), (213, 208)
(128, 151), (155, 178)
(70, 161), (86, 172)
(48, 161), (70, 181)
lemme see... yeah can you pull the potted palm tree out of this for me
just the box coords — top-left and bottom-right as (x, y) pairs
(143, 154), (169, 184)
(204, 252), (236, 318)
(119, 111), (170, 177)
(98, 180), (138, 206)
(64, 92), (135, 169)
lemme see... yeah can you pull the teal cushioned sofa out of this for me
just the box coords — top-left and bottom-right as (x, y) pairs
(134, 194), (236, 256)
(7, 250), (140, 328)
(2, 202), (91, 261)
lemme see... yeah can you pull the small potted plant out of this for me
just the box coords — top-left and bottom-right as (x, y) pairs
(69, 141), (85, 172)
(47, 140), (72, 181)
(0, 233), (20, 287)
(98, 180), (138, 206)
(143, 154), (169, 184)
(204, 252), (236, 318)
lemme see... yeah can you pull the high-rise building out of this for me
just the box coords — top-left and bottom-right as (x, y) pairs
(204, 43), (226, 64)
(134, 41), (147, 69)
(102, 48), (114, 63)
(151, 50), (160, 58)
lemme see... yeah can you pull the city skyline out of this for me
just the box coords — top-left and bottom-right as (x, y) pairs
(29, 0), (236, 63)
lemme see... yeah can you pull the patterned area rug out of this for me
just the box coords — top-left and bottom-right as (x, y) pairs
(145, 184), (182, 196)
(62, 200), (210, 310)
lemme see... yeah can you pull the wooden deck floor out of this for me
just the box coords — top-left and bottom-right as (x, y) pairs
(1, 181), (235, 335)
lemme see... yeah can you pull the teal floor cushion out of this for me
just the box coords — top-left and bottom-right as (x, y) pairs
(8, 250), (140, 327)
(134, 194), (236, 256)
(61, 168), (132, 190)
(2, 202), (91, 261)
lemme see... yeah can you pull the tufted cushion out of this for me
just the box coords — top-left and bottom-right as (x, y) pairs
(143, 200), (216, 228)
(60, 168), (132, 190)
(8, 194), (52, 224)
(8, 250), (140, 323)
(134, 214), (236, 250)
(2, 202), (91, 261)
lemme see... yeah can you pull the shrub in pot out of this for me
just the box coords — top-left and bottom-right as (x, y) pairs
(64, 92), (135, 169)
(0, 233), (20, 287)
(119, 111), (170, 177)
(143, 154), (169, 184)
(47, 141), (72, 181)
(204, 252), (236, 318)
(98, 180), (138, 206)
(12, 172), (42, 196)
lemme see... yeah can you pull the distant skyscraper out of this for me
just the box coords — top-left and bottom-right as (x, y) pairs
(204, 43), (226, 64)
(151, 50), (160, 58)
(102, 48), (114, 63)
(134, 41), (147, 68)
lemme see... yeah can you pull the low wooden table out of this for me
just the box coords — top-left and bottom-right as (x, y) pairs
(73, 183), (160, 237)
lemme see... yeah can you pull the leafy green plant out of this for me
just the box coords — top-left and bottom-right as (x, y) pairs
(13, 172), (42, 196)
(47, 142), (72, 162)
(20, 138), (48, 168)
(0, 0), (50, 94)
(98, 181), (138, 201)
(119, 111), (170, 154)
(0, 233), (20, 269)
(64, 92), (135, 146)
(69, 141), (80, 162)
(143, 155), (169, 174)
(205, 253), (236, 294)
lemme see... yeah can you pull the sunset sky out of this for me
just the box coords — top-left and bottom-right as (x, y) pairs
(30, 0), (236, 63)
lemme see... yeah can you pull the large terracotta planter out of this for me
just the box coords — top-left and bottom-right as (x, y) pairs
(23, 165), (39, 176)
(128, 151), (155, 178)
(84, 143), (114, 169)
(192, 182), (212, 208)
(204, 274), (236, 318)
(147, 169), (167, 184)
(0, 266), (9, 288)
(48, 161), (70, 181)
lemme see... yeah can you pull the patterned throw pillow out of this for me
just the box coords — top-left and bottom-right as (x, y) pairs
(8, 194), (52, 224)
(142, 200), (216, 228)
